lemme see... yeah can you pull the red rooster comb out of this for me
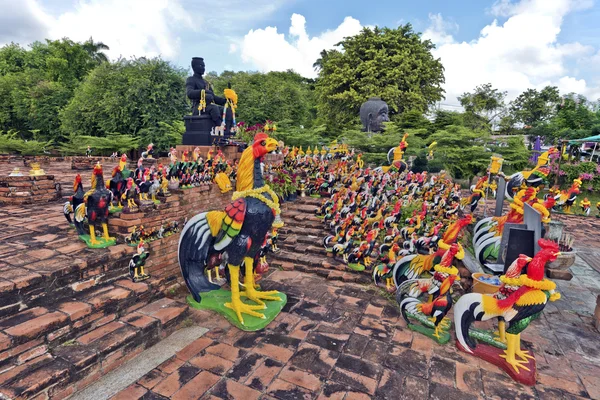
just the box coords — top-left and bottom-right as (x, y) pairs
(93, 162), (103, 175)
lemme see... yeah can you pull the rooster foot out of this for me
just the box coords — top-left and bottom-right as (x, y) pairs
(241, 287), (281, 308)
(499, 353), (531, 373)
(225, 298), (266, 325)
(515, 349), (535, 361)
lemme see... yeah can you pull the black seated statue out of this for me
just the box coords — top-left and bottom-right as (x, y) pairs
(186, 57), (234, 131)
(183, 57), (235, 145)
(359, 97), (390, 133)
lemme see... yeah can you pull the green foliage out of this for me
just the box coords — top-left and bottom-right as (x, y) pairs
(458, 83), (507, 132)
(509, 86), (560, 127)
(340, 122), (428, 165)
(315, 25), (444, 130)
(489, 136), (530, 174)
(270, 122), (326, 148)
(57, 134), (139, 156)
(138, 121), (184, 153)
(0, 39), (106, 142)
(207, 70), (316, 127)
(60, 58), (187, 151)
(0, 130), (53, 155)
(429, 125), (490, 180)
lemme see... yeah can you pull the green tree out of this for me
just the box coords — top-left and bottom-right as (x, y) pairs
(0, 39), (102, 142)
(458, 83), (506, 132)
(60, 58), (187, 151)
(429, 125), (490, 181)
(314, 25), (445, 130)
(207, 70), (316, 127)
(509, 86), (560, 128)
(82, 37), (110, 63)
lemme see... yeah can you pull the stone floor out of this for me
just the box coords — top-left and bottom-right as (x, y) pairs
(111, 266), (600, 400)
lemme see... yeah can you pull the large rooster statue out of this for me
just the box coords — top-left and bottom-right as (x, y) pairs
(453, 239), (561, 385)
(178, 133), (285, 328)
(553, 178), (582, 214)
(74, 163), (116, 248)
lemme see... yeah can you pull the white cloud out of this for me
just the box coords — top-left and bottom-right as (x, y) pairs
(0, 0), (286, 61)
(48, 0), (194, 59)
(428, 0), (599, 103)
(422, 13), (458, 46)
(238, 13), (364, 78)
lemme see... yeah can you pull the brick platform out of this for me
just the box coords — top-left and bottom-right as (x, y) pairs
(0, 175), (58, 205)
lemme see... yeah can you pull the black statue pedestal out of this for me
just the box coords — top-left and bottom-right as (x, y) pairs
(182, 115), (236, 146)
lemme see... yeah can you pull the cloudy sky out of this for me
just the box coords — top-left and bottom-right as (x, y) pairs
(2, 0), (599, 105)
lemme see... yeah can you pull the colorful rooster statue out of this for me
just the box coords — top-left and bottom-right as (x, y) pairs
(373, 242), (401, 291)
(460, 175), (487, 213)
(397, 243), (461, 344)
(454, 239), (561, 385)
(178, 133), (286, 329)
(129, 241), (150, 282)
(554, 178), (582, 214)
(500, 148), (557, 200)
(63, 174), (85, 234)
(74, 163), (116, 248)
(392, 215), (471, 287)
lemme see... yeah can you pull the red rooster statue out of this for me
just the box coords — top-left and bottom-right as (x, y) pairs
(178, 133), (285, 328)
(454, 239), (561, 385)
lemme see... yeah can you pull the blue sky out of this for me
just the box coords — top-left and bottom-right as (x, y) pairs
(2, 0), (600, 103)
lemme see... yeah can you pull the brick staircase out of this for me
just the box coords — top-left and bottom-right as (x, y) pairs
(270, 197), (371, 285)
(0, 211), (191, 399)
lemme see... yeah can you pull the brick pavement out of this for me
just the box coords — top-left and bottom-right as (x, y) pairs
(112, 268), (600, 400)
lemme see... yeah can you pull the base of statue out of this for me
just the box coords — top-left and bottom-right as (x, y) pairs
(182, 115), (236, 146)
(78, 234), (116, 249)
(186, 289), (286, 331)
(456, 341), (536, 386)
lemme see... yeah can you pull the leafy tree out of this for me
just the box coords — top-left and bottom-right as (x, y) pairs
(0, 39), (103, 142)
(82, 38), (110, 63)
(207, 70), (316, 127)
(489, 136), (530, 174)
(458, 83), (506, 131)
(509, 86), (560, 128)
(429, 125), (490, 181)
(314, 25), (445, 130)
(60, 58), (187, 151)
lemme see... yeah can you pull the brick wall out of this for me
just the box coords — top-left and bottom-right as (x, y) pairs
(0, 175), (58, 205)
(108, 184), (232, 286)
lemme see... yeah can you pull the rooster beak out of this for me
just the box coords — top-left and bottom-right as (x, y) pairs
(265, 138), (278, 153)
(554, 252), (561, 256)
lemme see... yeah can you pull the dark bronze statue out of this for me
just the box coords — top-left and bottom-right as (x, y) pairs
(186, 57), (233, 132)
(360, 97), (390, 133)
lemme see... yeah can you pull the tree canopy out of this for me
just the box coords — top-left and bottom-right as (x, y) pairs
(314, 25), (445, 130)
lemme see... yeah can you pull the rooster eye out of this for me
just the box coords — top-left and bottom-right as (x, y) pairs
(261, 140), (266, 146)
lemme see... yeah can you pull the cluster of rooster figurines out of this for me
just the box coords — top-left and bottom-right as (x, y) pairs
(313, 137), (562, 386)
(167, 147), (236, 194)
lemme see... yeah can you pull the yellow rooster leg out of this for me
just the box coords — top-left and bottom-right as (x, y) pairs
(207, 269), (213, 283)
(514, 334), (535, 361)
(133, 268), (139, 279)
(494, 320), (507, 343)
(138, 194), (143, 201)
(500, 333), (531, 373)
(240, 257), (280, 307)
(428, 294), (433, 303)
(215, 268), (221, 280)
(385, 278), (394, 290)
(224, 265), (265, 325)
(152, 194), (157, 202)
(432, 324), (442, 339)
(140, 266), (146, 277)
(89, 226), (99, 245)
(102, 223), (115, 242)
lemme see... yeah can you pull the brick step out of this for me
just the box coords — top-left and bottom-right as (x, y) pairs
(278, 242), (327, 258)
(0, 297), (188, 400)
(0, 278), (163, 377)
